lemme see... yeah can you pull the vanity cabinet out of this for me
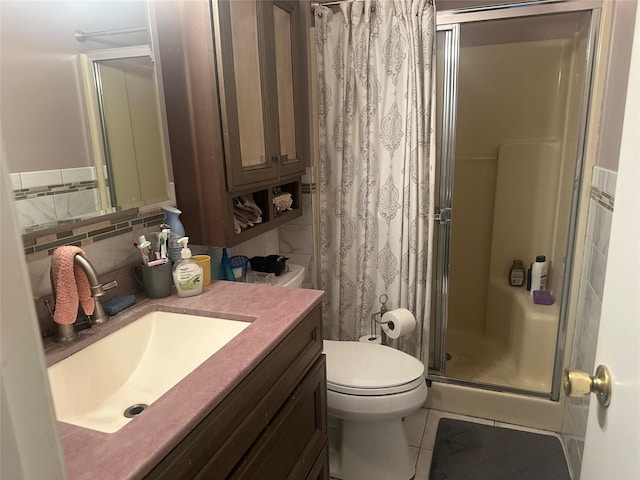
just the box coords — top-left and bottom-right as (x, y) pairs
(144, 306), (328, 480)
(154, 0), (310, 247)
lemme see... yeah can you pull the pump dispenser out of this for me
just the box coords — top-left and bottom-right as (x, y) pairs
(172, 237), (203, 297)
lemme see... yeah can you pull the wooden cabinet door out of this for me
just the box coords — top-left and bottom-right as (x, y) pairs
(229, 356), (328, 480)
(214, 0), (306, 191)
(214, 0), (279, 190)
(267, 0), (307, 179)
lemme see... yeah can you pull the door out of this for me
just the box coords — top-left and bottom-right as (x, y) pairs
(430, 7), (597, 397)
(214, 0), (279, 189)
(580, 6), (640, 477)
(213, 0), (306, 191)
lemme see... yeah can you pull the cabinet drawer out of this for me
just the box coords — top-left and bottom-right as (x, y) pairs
(145, 305), (322, 480)
(229, 356), (327, 480)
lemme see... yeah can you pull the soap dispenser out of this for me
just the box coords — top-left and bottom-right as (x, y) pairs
(172, 237), (203, 297)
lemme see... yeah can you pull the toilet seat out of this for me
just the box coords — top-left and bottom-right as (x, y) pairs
(323, 340), (425, 396)
(327, 377), (425, 396)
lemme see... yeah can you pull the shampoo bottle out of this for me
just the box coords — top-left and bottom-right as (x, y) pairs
(530, 255), (548, 294)
(172, 237), (203, 297)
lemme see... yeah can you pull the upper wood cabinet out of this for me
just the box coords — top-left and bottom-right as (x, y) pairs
(213, 0), (307, 191)
(154, 0), (311, 246)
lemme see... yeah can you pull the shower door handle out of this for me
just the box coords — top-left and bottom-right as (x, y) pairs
(563, 365), (612, 408)
(435, 207), (452, 224)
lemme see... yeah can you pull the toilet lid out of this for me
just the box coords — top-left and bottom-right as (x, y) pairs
(323, 340), (425, 395)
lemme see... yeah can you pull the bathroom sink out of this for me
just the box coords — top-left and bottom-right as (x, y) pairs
(47, 311), (250, 433)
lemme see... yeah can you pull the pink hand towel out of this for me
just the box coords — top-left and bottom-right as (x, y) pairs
(51, 246), (95, 325)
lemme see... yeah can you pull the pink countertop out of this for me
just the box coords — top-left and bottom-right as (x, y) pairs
(44, 280), (324, 480)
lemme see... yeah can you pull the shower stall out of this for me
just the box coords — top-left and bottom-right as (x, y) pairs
(428, 0), (600, 406)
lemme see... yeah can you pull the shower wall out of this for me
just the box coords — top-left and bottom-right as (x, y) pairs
(448, 33), (586, 336)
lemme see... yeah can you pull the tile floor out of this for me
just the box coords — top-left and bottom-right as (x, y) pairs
(329, 408), (570, 480)
(401, 408), (569, 480)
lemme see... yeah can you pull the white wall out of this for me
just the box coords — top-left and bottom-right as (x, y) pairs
(0, 0), (148, 173)
(0, 150), (66, 479)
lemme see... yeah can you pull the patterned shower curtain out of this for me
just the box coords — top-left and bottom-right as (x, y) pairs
(315, 0), (435, 359)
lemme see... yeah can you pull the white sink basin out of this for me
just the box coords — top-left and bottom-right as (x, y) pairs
(47, 311), (250, 433)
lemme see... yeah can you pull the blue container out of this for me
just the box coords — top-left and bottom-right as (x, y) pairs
(162, 206), (186, 262)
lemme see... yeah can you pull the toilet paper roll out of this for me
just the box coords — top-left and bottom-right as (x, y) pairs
(359, 334), (381, 344)
(381, 308), (416, 339)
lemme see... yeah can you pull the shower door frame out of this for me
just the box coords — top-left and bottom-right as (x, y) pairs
(431, 23), (459, 376)
(429, 0), (602, 401)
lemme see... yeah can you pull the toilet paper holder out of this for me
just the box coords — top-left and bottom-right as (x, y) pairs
(368, 294), (392, 346)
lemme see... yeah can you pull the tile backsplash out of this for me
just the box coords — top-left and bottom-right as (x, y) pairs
(277, 167), (318, 289)
(12, 166), (103, 231)
(561, 166), (616, 479)
(23, 166), (319, 334)
(23, 209), (164, 261)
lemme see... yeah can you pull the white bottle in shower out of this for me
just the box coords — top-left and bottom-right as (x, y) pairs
(530, 255), (548, 294)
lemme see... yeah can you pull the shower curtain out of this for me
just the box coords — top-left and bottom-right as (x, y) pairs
(315, 0), (435, 358)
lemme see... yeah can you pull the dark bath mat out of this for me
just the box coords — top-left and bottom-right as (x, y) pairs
(429, 418), (571, 480)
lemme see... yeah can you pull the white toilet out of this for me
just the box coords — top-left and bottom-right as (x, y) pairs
(278, 264), (427, 479)
(272, 263), (306, 287)
(323, 340), (427, 480)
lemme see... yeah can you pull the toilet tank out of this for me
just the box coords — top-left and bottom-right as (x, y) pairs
(276, 264), (305, 288)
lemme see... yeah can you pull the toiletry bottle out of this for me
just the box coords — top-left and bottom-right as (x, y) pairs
(219, 248), (235, 281)
(172, 237), (203, 297)
(509, 260), (525, 287)
(530, 255), (548, 294)
(162, 206), (186, 262)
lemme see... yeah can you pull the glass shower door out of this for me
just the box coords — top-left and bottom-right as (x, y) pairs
(429, 8), (597, 399)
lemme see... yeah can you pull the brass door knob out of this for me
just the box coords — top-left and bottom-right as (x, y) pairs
(563, 365), (612, 408)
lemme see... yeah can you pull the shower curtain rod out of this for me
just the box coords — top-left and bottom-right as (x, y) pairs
(311, 0), (432, 14)
(310, 0), (361, 11)
(74, 26), (148, 42)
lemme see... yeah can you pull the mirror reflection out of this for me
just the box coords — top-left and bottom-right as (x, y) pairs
(84, 46), (170, 211)
(0, 0), (173, 233)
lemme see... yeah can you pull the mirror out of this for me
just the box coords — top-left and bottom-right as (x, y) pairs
(82, 45), (171, 211)
(0, 0), (173, 233)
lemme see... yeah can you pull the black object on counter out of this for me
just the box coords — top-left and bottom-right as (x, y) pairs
(249, 255), (288, 276)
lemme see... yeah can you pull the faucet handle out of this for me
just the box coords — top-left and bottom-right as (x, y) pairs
(92, 280), (118, 297)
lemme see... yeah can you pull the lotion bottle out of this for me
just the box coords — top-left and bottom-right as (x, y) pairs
(530, 255), (548, 294)
(172, 237), (203, 297)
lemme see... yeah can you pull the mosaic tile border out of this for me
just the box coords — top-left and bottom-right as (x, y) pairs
(22, 208), (165, 261)
(590, 166), (617, 212)
(13, 180), (99, 201)
(590, 186), (614, 212)
(301, 182), (316, 194)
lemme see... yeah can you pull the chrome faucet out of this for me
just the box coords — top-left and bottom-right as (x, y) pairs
(49, 254), (117, 343)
